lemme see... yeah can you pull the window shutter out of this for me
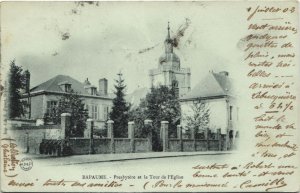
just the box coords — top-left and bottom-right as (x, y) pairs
(97, 105), (100, 120)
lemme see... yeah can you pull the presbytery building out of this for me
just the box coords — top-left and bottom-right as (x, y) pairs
(23, 75), (113, 130)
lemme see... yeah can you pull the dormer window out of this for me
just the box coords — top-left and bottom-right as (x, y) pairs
(65, 84), (71, 92)
(84, 85), (97, 95)
(91, 87), (97, 95)
(58, 81), (72, 92)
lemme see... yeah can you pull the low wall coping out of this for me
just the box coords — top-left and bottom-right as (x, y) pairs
(11, 125), (61, 130)
(135, 138), (148, 140)
(94, 138), (111, 140)
(8, 119), (36, 122)
(70, 137), (87, 140)
(61, 113), (71, 117)
(144, 120), (153, 124)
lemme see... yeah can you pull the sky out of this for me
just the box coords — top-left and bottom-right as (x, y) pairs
(1, 1), (246, 93)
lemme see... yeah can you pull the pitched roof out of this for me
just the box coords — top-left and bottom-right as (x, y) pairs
(181, 72), (233, 100)
(30, 75), (114, 99)
(30, 75), (88, 94)
(125, 87), (149, 108)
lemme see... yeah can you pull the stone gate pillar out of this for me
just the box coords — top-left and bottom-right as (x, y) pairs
(205, 127), (209, 151)
(161, 121), (169, 152)
(61, 113), (71, 139)
(107, 120), (115, 153)
(225, 98), (230, 151)
(86, 119), (94, 154)
(232, 130), (236, 150)
(144, 119), (153, 152)
(128, 121), (135, 153)
(190, 127), (196, 151)
(85, 119), (93, 138)
(190, 127), (195, 140)
(217, 128), (222, 151)
(107, 120), (113, 138)
(177, 125), (183, 152)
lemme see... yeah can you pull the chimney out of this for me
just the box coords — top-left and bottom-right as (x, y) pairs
(84, 78), (91, 86)
(99, 78), (108, 95)
(24, 70), (31, 119)
(219, 71), (229, 76)
(24, 70), (30, 93)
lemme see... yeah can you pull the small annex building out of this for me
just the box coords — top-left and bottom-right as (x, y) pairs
(180, 71), (238, 149)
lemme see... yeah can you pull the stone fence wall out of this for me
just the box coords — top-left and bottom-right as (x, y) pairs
(8, 125), (62, 154)
(69, 120), (152, 155)
(9, 113), (231, 156)
(7, 113), (70, 154)
(68, 119), (227, 155)
(162, 122), (226, 152)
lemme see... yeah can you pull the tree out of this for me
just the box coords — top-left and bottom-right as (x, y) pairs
(110, 73), (130, 138)
(50, 90), (88, 137)
(128, 99), (148, 138)
(184, 101), (210, 139)
(128, 85), (181, 151)
(145, 85), (181, 137)
(8, 60), (28, 118)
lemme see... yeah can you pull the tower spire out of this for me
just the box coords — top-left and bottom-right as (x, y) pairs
(164, 22), (173, 53)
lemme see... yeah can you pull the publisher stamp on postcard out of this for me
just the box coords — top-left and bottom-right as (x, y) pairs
(19, 158), (33, 171)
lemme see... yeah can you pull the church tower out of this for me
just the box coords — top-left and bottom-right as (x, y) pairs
(149, 23), (191, 97)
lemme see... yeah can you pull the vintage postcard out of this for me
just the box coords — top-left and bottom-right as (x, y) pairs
(0, 1), (299, 192)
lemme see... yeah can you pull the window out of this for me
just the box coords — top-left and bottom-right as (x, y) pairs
(91, 87), (97, 95)
(46, 101), (57, 115)
(58, 82), (72, 92)
(172, 80), (179, 97)
(65, 84), (71, 92)
(102, 104), (109, 120)
(85, 104), (90, 117)
(229, 106), (233, 120)
(91, 105), (99, 120)
(97, 105), (100, 120)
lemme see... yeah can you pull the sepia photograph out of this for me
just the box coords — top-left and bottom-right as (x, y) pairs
(0, 1), (299, 192)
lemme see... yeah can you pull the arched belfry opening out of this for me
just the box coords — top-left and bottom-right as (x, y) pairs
(172, 80), (179, 98)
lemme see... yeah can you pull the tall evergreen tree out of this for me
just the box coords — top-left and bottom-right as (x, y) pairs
(110, 73), (130, 138)
(8, 60), (27, 118)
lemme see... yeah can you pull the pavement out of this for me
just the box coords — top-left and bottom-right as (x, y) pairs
(28, 151), (234, 166)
